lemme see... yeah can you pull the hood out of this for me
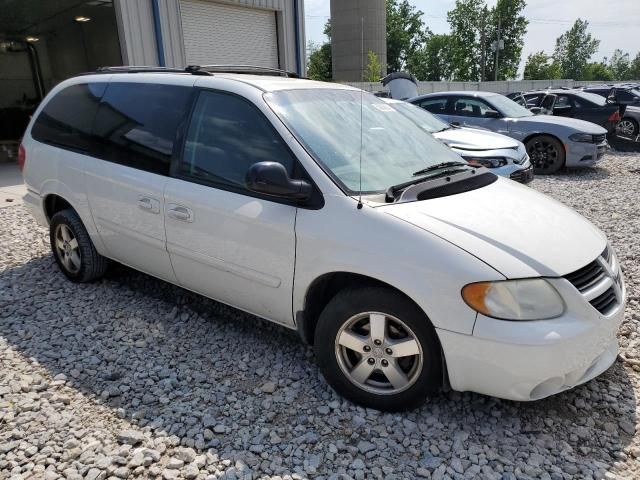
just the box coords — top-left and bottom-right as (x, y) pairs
(379, 177), (606, 278)
(434, 127), (520, 151)
(515, 114), (608, 134)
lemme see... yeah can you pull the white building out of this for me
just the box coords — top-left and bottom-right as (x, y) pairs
(0, 0), (306, 143)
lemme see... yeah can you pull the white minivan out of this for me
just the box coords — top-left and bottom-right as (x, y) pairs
(21, 67), (626, 411)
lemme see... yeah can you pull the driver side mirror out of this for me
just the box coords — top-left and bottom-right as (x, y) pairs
(529, 106), (542, 114)
(484, 109), (501, 119)
(246, 161), (312, 201)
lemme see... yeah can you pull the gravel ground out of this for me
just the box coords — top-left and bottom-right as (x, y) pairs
(1, 152), (639, 480)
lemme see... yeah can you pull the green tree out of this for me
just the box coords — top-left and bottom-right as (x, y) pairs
(307, 20), (332, 81)
(386, 0), (430, 73)
(364, 51), (384, 81)
(483, 0), (528, 80)
(447, 0), (485, 81)
(608, 49), (630, 80)
(553, 19), (600, 80)
(629, 52), (640, 80)
(408, 34), (452, 81)
(523, 51), (561, 80)
(583, 62), (614, 81)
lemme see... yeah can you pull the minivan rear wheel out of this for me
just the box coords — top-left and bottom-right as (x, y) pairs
(526, 135), (565, 174)
(50, 209), (109, 282)
(314, 287), (442, 411)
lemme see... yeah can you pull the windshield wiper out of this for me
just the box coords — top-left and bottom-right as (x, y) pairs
(412, 161), (470, 177)
(386, 165), (472, 203)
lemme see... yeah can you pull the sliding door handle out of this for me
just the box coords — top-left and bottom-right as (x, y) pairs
(167, 204), (194, 222)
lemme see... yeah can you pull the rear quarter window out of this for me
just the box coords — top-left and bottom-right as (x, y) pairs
(31, 83), (106, 152)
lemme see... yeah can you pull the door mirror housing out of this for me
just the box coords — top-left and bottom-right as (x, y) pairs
(529, 106), (542, 115)
(484, 109), (501, 118)
(246, 162), (312, 200)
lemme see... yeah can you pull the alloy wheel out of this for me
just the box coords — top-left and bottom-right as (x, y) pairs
(527, 139), (560, 171)
(617, 119), (638, 137)
(54, 224), (81, 274)
(334, 312), (423, 395)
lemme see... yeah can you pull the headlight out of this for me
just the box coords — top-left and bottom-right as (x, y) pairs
(461, 279), (564, 320)
(569, 133), (593, 143)
(462, 157), (508, 168)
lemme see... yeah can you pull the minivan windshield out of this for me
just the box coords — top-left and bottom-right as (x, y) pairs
(265, 89), (466, 193)
(487, 94), (534, 118)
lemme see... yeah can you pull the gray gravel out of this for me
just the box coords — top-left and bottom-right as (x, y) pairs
(1, 152), (640, 480)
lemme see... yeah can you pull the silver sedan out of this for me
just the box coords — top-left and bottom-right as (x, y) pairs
(384, 99), (533, 183)
(409, 91), (608, 174)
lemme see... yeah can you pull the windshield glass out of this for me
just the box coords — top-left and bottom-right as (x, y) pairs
(487, 95), (534, 118)
(574, 91), (607, 106)
(386, 101), (450, 133)
(265, 89), (465, 193)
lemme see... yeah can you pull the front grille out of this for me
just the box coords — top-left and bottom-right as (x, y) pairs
(564, 259), (606, 292)
(564, 246), (622, 315)
(592, 133), (607, 144)
(590, 287), (617, 314)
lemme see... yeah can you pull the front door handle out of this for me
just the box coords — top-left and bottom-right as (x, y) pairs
(167, 204), (194, 222)
(137, 196), (160, 214)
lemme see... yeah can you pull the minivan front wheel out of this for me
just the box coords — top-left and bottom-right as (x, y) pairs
(314, 287), (442, 411)
(50, 209), (109, 282)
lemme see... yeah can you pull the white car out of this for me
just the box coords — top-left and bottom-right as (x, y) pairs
(21, 68), (626, 411)
(383, 99), (533, 183)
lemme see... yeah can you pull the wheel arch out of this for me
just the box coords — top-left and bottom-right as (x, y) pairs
(43, 193), (74, 222)
(296, 271), (432, 346)
(522, 132), (565, 149)
(297, 271), (450, 391)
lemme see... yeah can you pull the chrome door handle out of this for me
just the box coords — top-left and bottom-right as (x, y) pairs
(137, 196), (160, 214)
(167, 204), (194, 222)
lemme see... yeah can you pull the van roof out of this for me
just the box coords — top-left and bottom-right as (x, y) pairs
(78, 66), (357, 93)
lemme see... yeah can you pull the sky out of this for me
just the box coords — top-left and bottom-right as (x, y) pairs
(304, 0), (640, 77)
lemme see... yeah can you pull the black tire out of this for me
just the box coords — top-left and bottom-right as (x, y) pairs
(617, 117), (639, 137)
(526, 135), (565, 174)
(50, 209), (109, 282)
(314, 286), (442, 411)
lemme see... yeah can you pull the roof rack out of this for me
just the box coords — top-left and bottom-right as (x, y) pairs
(90, 66), (211, 76)
(87, 65), (300, 78)
(186, 64), (300, 78)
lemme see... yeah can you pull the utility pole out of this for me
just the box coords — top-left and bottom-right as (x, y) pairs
(494, 15), (501, 81)
(480, 15), (486, 82)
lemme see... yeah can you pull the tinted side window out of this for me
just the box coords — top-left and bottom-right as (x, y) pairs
(418, 97), (448, 114)
(92, 83), (192, 175)
(31, 83), (106, 152)
(451, 97), (493, 117)
(617, 90), (634, 102)
(177, 91), (295, 191)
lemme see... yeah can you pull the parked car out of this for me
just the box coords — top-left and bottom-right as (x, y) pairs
(409, 91), (609, 174)
(512, 89), (623, 134)
(383, 99), (533, 183)
(21, 69), (626, 411)
(580, 85), (640, 137)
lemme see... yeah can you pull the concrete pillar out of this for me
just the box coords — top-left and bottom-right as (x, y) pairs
(330, 0), (386, 82)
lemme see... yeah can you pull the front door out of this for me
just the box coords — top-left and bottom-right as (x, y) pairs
(164, 90), (298, 324)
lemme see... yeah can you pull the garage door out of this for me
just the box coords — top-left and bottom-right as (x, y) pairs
(180, 0), (279, 68)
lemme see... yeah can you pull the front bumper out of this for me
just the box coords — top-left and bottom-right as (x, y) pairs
(439, 276), (626, 401)
(565, 140), (608, 168)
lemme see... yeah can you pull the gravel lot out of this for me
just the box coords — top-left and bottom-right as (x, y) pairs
(1, 152), (639, 480)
